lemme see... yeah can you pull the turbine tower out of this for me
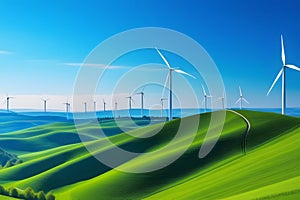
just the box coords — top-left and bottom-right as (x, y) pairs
(201, 85), (212, 112)
(136, 88), (145, 117)
(156, 47), (196, 121)
(267, 35), (300, 115)
(235, 86), (249, 110)
(5, 96), (15, 112)
(41, 98), (49, 112)
(160, 98), (167, 118)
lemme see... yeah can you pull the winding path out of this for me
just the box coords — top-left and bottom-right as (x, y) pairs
(228, 110), (251, 155)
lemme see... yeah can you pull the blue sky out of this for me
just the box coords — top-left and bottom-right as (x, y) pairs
(0, 0), (300, 110)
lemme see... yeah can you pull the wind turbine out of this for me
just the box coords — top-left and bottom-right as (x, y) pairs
(156, 47), (196, 120)
(126, 95), (134, 110)
(201, 85), (212, 112)
(41, 98), (49, 112)
(160, 98), (167, 118)
(114, 101), (118, 111)
(136, 88), (145, 117)
(217, 91), (225, 110)
(114, 100), (120, 118)
(93, 101), (97, 112)
(267, 35), (300, 115)
(4, 95), (15, 112)
(84, 102), (87, 113)
(103, 99), (106, 112)
(235, 86), (249, 110)
(63, 101), (71, 119)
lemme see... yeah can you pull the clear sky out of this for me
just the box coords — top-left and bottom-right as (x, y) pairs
(0, 0), (300, 111)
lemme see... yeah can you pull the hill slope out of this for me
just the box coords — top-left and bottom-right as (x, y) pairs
(0, 110), (299, 200)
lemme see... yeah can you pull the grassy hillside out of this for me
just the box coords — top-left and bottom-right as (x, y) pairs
(53, 111), (300, 200)
(0, 110), (299, 200)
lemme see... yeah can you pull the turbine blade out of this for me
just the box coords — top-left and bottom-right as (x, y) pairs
(207, 95), (213, 98)
(161, 73), (169, 99)
(281, 35), (286, 66)
(267, 69), (283, 96)
(201, 85), (207, 96)
(239, 86), (242, 97)
(155, 47), (171, 69)
(243, 98), (250, 104)
(174, 69), (196, 79)
(235, 98), (241, 104)
(285, 64), (300, 71)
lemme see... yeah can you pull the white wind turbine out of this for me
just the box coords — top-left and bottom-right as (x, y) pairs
(217, 91), (225, 110)
(63, 100), (71, 119)
(201, 85), (212, 112)
(135, 87), (145, 117)
(114, 99), (120, 118)
(93, 101), (97, 112)
(41, 98), (49, 112)
(4, 95), (15, 112)
(84, 102), (87, 113)
(267, 35), (300, 115)
(103, 99), (107, 112)
(126, 95), (134, 110)
(235, 86), (249, 110)
(114, 100), (118, 111)
(156, 47), (196, 120)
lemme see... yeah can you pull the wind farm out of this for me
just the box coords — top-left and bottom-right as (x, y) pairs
(1, 1), (300, 200)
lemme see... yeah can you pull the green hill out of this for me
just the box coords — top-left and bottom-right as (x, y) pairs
(0, 110), (299, 200)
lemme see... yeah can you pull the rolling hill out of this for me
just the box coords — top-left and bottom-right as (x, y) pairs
(0, 110), (299, 199)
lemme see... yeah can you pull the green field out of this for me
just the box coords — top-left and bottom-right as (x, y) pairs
(0, 110), (299, 199)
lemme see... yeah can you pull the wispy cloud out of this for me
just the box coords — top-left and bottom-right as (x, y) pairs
(62, 62), (128, 69)
(0, 50), (13, 55)
(61, 62), (165, 71)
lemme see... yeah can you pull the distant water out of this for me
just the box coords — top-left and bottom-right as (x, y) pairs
(1, 108), (300, 119)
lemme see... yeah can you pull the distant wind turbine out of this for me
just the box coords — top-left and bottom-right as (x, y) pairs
(63, 101), (70, 113)
(41, 98), (49, 112)
(267, 35), (300, 115)
(4, 95), (15, 112)
(202, 85), (212, 112)
(63, 101), (71, 119)
(103, 99), (106, 112)
(84, 102), (87, 113)
(136, 87), (145, 117)
(126, 95), (134, 110)
(93, 101), (97, 112)
(235, 86), (249, 110)
(156, 47), (196, 120)
(114, 101), (118, 111)
(160, 98), (167, 118)
(114, 100), (120, 118)
(217, 91), (225, 110)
